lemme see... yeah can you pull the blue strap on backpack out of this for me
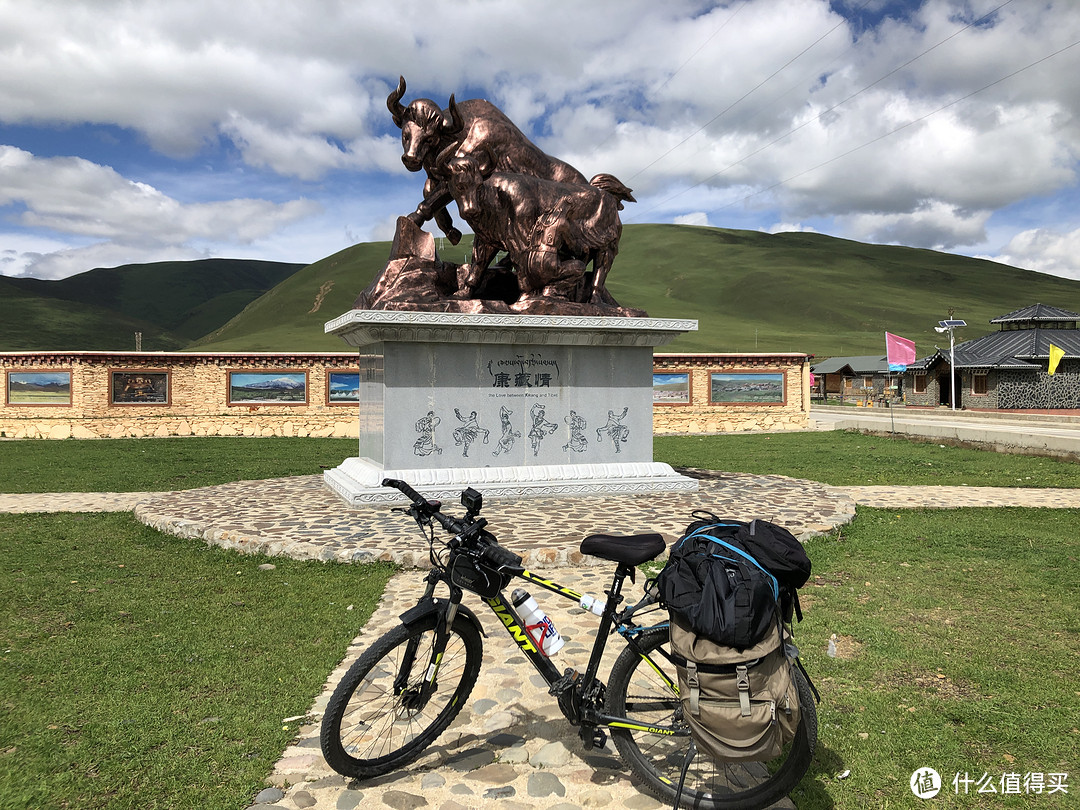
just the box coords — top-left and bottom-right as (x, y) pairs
(678, 523), (780, 602)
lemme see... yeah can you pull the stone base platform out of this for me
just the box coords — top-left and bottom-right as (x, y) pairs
(324, 456), (698, 504)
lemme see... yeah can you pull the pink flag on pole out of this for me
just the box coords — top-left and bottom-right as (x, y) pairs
(885, 332), (916, 371)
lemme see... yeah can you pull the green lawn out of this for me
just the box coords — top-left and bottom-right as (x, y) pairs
(792, 508), (1078, 809)
(2, 431), (1079, 493)
(0, 437), (358, 493)
(0, 512), (393, 810)
(655, 430), (1080, 488)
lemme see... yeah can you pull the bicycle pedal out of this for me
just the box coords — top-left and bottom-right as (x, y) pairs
(549, 668), (580, 696)
(580, 726), (607, 750)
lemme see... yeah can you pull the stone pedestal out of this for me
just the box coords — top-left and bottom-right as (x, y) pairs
(323, 310), (698, 503)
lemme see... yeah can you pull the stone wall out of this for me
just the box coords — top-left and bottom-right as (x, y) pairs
(904, 361), (1079, 410)
(996, 363), (1079, 409)
(652, 353), (811, 434)
(2, 350), (812, 439)
(1, 352), (361, 440)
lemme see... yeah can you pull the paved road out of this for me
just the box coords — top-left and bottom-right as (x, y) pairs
(811, 405), (1080, 457)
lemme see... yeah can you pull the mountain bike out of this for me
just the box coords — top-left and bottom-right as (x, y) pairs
(319, 478), (817, 809)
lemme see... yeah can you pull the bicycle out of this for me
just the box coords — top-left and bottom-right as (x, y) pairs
(320, 478), (817, 809)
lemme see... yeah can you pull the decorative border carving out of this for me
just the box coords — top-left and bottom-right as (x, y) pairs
(324, 457), (698, 504)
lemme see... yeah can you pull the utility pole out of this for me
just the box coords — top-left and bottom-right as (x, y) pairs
(934, 316), (966, 410)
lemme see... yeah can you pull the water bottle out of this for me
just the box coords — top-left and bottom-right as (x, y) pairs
(579, 594), (605, 617)
(511, 588), (564, 656)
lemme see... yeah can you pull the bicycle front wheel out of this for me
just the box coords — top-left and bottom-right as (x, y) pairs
(320, 612), (484, 779)
(606, 625), (817, 810)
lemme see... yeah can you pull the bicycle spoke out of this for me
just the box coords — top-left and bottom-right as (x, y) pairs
(321, 614), (483, 778)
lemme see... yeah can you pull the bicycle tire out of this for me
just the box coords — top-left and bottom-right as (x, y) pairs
(606, 625), (817, 810)
(320, 613), (484, 778)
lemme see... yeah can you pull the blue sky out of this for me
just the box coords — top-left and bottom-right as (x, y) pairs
(2, 0), (1079, 280)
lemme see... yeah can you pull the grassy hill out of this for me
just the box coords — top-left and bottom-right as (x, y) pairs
(190, 225), (1080, 358)
(1, 259), (304, 351)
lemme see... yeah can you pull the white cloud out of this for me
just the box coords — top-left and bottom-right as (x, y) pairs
(0, 145), (321, 278)
(2, 0), (1080, 278)
(838, 201), (993, 250)
(673, 212), (710, 227)
(768, 222), (820, 234)
(0, 146), (319, 243)
(989, 227), (1080, 281)
(5, 242), (205, 281)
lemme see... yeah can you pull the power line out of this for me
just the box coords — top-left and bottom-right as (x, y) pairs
(627, 0), (1019, 220)
(653, 1), (751, 94)
(721, 36), (1080, 212)
(629, 0), (876, 182)
(588, 2), (751, 157)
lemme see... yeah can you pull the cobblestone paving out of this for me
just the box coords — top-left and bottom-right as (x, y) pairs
(0, 491), (158, 513)
(833, 485), (1079, 509)
(250, 567), (696, 810)
(130, 470), (858, 568)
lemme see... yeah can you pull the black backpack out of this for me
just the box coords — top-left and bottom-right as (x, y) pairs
(655, 511), (812, 649)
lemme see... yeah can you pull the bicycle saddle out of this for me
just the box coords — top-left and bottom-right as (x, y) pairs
(580, 532), (666, 566)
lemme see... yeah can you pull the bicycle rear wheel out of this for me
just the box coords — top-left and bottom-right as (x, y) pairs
(320, 612), (483, 779)
(606, 625), (817, 810)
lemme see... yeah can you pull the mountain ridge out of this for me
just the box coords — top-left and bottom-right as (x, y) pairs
(4, 226), (1078, 358)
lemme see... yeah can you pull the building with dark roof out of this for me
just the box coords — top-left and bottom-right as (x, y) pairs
(810, 355), (900, 403)
(904, 304), (1080, 410)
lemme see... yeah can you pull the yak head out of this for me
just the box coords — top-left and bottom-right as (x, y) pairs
(434, 143), (495, 221)
(387, 76), (465, 172)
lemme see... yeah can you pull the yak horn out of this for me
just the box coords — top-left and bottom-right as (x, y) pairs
(387, 75), (407, 128)
(432, 141), (458, 178)
(441, 94), (465, 135)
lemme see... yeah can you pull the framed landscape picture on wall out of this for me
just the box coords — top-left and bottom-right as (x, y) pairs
(111, 370), (170, 405)
(7, 371), (72, 405)
(327, 371), (360, 404)
(228, 371), (308, 405)
(653, 372), (690, 404)
(710, 372), (786, 404)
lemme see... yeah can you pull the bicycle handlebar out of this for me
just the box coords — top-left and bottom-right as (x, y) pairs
(382, 477), (429, 508)
(382, 477), (488, 543)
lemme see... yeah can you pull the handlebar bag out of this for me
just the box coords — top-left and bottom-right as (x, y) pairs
(450, 554), (511, 598)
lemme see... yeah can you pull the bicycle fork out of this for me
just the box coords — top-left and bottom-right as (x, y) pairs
(394, 575), (472, 714)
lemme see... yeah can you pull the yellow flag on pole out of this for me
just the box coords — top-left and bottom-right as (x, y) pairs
(1048, 344), (1065, 376)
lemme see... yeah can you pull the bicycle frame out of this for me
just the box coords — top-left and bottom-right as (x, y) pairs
(419, 555), (687, 741)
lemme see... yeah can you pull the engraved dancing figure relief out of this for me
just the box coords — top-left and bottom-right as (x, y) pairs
(413, 411), (442, 457)
(562, 410), (588, 453)
(452, 408), (489, 457)
(528, 403), (558, 456)
(492, 406), (521, 457)
(597, 407), (630, 452)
